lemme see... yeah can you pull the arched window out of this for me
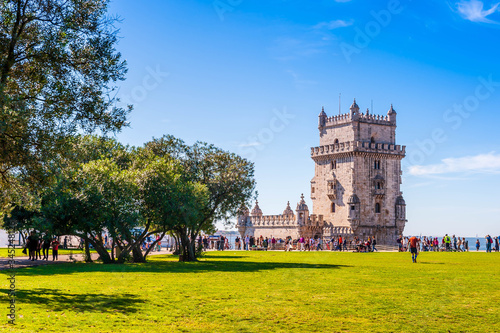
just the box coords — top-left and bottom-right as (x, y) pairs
(376, 182), (382, 189)
(371, 136), (375, 144)
(374, 160), (381, 170)
(334, 139), (339, 145)
(331, 203), (335, 213)
(375, 203), (381, 213)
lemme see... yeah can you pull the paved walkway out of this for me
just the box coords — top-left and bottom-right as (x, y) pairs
(0, 250), (171, 271)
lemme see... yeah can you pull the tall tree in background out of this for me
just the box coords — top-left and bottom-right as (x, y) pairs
(0, 0), (130, 209)
(146, 136), (256, 262)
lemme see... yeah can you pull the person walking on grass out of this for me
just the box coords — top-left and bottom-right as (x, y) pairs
(51, 237), (60, 261)
(409, 236), (419, 263)
(476, 239), (480, 251)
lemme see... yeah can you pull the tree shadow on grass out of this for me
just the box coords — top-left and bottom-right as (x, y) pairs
(0, 288), (144, 313)
(3, 259), (351, 277)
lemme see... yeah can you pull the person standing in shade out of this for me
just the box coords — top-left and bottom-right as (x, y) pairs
(409, 235), (420, 263)
(42, 235), (51, 260)
(51, 237), (60, 261)
(372, 236), (377, 252)
(27, 231), (39, 261)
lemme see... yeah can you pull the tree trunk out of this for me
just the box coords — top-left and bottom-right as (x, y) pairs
(132, 244), (146, 263)
(89, 238), (113, 264)
(179, 231), (197, 262)
(84, 238), (93, 263)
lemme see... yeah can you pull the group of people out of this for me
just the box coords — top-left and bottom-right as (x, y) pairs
(24, 231), (60, 261)
(484, 235), (499, 253)
(231, 234), (377, 252)
(199, 235), (229, 251)
(397, 234), (500, 253)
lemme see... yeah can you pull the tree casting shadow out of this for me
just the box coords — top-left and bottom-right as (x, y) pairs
(4, 259), (351, 276)
(0, 288), (144, 313)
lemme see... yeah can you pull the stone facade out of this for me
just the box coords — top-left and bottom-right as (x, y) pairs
(238, 99), (407, 245)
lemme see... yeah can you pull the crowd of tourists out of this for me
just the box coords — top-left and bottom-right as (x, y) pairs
(195, 233), (500, 254)
(224, 235), (378, 252)
(396, 234), (500, 252)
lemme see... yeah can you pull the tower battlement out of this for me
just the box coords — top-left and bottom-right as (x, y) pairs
(311, 140), (405, 159)
(323, 112), (394, 127)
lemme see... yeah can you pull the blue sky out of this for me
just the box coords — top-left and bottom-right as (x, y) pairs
(107, 0), (500, 237)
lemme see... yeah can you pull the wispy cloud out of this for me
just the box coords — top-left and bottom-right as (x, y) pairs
(456, 0), (500, 23)
(269, 37), (327, 61)
(314, 19), (354, 30)
(409, 152), (500, 176)
(238, 142), (261, 148)
(286, 70), (317, 89)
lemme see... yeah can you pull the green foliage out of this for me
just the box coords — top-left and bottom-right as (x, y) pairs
(0, 0), (131, 206)
(141, 136), (256, 261)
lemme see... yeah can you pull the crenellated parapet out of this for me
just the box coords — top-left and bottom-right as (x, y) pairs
(247, 214), (298, 226)
(311, 140), (405, 160)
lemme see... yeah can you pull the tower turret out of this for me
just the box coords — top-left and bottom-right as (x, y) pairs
(347, 193), (361, 231)
(387, 104), (397, 124)
(237, 204), (250, 239)
(250, 201), (263, 217)
(395, 194), (406, 235)
(295, 194), (309, 225)
(283, 201), (294, 218)
(350, 99), (360, 120)
(318, 106), (327, 129)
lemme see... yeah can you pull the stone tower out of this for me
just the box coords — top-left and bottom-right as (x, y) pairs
(310, 99), (407, 244)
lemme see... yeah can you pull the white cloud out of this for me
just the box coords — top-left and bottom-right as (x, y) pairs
(456, 0), (500, 23)
(409, 152), (500, 176)
(314, 19), (353, 30)
(238, 142), (261, 148)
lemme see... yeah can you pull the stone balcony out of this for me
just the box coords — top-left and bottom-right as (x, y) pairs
(373, 189), (385, 199)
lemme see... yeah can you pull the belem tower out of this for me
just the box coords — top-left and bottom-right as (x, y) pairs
(237, 99), (407, 245)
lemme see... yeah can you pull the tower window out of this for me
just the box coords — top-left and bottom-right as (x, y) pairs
(371, 137), (375, 144)
(375, 203), (381, 213)
(351, 205), (356, 211)
(311, 187), (315, 194)
(334, 139), (339, 145)
(376, 182), (382, 189)
(374, 160), (381, 169)
(331, 160), (337, 169)
(331, 203), (335, 213)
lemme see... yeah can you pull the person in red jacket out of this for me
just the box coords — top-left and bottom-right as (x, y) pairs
(409, 236), (420, 263)
(51, 237), (60, 261)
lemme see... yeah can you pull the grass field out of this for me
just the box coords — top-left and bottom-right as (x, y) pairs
(0, 248), (95, 258)
(1, 251), (499, 332)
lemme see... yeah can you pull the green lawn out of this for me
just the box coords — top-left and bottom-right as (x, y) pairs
(0, 247), (95, 258)
(1, 251), (499, 332)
